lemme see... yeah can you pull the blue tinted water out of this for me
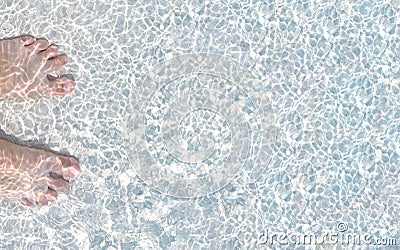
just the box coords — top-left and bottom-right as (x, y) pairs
(0, 0), (399, 249)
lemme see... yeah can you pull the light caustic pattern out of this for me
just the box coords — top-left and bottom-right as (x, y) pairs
(124, 54), (276, 198)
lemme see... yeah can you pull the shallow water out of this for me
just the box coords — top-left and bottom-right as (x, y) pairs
(0, 0), (399, 249)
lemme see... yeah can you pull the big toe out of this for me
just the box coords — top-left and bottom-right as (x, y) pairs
(59, 156), (81, 178)
(48, 77), (76, 96)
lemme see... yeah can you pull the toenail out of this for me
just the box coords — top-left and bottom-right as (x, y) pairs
(47, 194), (57, 202)
(62, 166), (81, 178)
(57, 83), (66, 92)
(58, 81), (74, 92)
(49, 46), (58, 53)
(61, 56), (68, 64)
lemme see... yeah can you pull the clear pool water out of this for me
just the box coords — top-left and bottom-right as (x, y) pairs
(0, 0), (399, 249)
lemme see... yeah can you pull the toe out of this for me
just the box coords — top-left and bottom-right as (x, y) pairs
(40, 45), (59, 59)
(61, 157), (81, 178)
(44, 54), (68, 73)
(54, 156), (81, 178)
(38, 190), (58, 206)
(20, 36), (36, 46)
(47, 177), (69, 192)
(48, 77), (76, 96)
(28, 39), (49, 51)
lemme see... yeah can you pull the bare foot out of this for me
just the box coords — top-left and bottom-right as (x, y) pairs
(0, 35), (75, 99)
(0, 139), (81, 206)
(0, 36), (79, 206)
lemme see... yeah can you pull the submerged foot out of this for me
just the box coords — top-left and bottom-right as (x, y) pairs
(0, 139), (81, 206)
(0, 35), (75, 99)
